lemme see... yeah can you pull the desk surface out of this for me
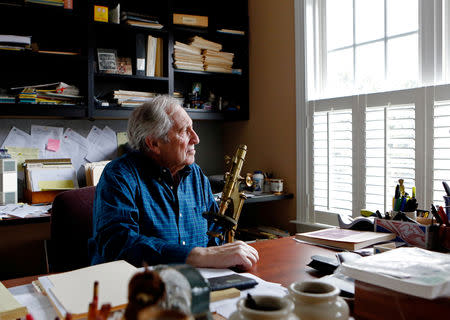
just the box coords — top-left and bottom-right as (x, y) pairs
(2, 236), (335, 288)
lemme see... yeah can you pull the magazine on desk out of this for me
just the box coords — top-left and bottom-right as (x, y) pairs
(295, 228), (396, 251)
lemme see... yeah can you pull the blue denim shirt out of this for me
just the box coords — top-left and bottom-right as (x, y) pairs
(89, 151), (219, 267)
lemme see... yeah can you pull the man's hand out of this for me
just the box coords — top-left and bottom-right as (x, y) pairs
(186, 241), (259, 271)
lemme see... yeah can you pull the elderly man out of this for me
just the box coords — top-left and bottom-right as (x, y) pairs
(89, 95), (258, 270)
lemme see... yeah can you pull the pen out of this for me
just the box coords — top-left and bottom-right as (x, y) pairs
(395, 184), (400, 199)
(437, 206), (449, 225)
(443, 181), (450, 196)
(431, 204), (443, 225)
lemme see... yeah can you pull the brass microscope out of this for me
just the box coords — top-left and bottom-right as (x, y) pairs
(203, 144), (251, 243)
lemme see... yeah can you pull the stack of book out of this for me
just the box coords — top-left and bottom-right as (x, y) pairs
(110, 89), (156, 108)
(18, 88), (37, 104)
(173, 41), (203, 71)
(0, 34), (31, 51)
(121, 11), (163, 29)
(202, 49), (234, 73)
(173, 36), (234, 73)
(25, 0), (64, 7)
(14, 82), (82, 105)
(0, 94), (15, 104)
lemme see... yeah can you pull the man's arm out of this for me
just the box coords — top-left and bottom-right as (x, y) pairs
(186, 241), (259, 271)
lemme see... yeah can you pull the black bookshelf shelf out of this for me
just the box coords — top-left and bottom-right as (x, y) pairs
(93, 21), (169, 35)
(94, 73), (169, 82)
(0, 104), (86, 118)
(245, 193), (294, 204)
(173, 69), (242, 77)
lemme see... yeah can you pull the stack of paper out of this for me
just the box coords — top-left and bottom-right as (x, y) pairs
(110, 89), (155, 108)
(24, 159), (78, 192)
(173, 41), (203, 71)
(202, 50), (234, 73)
(84, 160), (110, 186)
(340, 247), (450, 299)
(36, 260), (138, 319)
(190, 36), (222, 51)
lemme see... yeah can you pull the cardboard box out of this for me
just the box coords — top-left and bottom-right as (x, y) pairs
(94, 5), (108, 23)
(173, 13), (208, 27)
(375, 218), (438, 249)
(24, 188), (64, 204)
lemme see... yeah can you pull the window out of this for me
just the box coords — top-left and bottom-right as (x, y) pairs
(365, 104), (415, 213)
(313, 109), (352, 215)
(433, 101), (450, 207)
(297, 0), (450, 224)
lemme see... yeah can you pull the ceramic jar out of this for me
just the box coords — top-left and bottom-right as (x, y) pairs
(287, 281), (349, 320)
(229, 295), (299, 320)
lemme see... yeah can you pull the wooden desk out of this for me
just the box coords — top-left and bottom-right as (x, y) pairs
(0, 215), (51, 280)
(2, 237), (336, 320)
(2, 236), (335, 288)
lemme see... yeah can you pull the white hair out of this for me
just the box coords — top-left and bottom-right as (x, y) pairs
(127, 94), (179, 152)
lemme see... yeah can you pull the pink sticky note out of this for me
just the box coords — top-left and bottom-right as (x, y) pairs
(46, 138), (60, 152)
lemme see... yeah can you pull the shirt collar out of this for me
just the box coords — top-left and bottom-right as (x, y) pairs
(131, 151), (192, 179)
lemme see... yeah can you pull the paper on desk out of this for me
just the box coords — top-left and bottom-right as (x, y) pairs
(1, 127), (32, 149)
(86, 126), (117, 162)
(197, 268), (287, 319)
(0, 203), (51, 218)
(31, 125), (64, 159)
(9, 284), (57, 320)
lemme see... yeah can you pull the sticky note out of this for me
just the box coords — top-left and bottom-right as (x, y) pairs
(46, 139), (60, 152)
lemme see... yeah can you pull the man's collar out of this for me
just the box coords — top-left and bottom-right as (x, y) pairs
(132, 151), (192, 178)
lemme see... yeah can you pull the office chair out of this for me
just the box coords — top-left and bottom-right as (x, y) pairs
(48, 186), (96, 272)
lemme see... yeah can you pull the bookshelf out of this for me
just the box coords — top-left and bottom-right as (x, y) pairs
(0, 0), (249, 121)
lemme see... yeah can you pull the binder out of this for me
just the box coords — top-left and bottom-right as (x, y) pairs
(135, 34), (146, 76)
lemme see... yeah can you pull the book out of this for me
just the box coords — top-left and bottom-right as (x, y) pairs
(154, 37), (163, 77)
(37, 260), (138, 319)
(294, 228), (396, 251)
(146, 35), (157, 77)
(340, 247), (450, 299)
(0, 282), (28, 320)
(0, 34), (31, 45)
(207, 274), (258, 291)
(124, 20), (163, 29)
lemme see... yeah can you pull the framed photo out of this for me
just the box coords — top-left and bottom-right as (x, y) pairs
(116, 57), (132, 75)
(97, 48), (118, 73)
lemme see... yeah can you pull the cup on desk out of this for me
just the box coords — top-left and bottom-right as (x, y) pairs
(287, 280), (349, 320)
(270, 178), (284, 195)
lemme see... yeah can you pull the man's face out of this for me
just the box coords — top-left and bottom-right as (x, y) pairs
(157, 105), (200, 174)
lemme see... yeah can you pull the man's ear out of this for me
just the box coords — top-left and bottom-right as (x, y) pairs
(145, 136), (160, 155)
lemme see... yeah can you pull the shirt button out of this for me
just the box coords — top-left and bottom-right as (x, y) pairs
(158, 177), (161, 182)
(180, 213), (182, 217)
(182, 241), (186, 245)
(163, 169), (166, 173)
(170, 186), (173, 190)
